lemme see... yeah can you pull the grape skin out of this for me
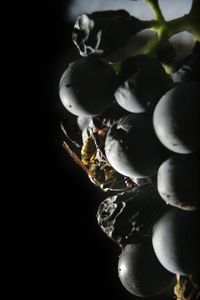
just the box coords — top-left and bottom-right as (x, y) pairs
(118, 237), (174, 297)
(172, 41), (200, 84)
(105, 114), (170, 178)
(153, 83), (200, 154)
(115, 55), (170, 113)
(152, 207), (200, 275)
(157, 154), (199, 211)
(59, 57), (117, 117)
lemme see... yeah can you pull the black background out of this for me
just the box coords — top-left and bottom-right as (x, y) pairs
(0, 0), (124, 297)
(1, 1), (174, 298)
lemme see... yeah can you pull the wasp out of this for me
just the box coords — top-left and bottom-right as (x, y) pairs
(61, 116), (135, 192)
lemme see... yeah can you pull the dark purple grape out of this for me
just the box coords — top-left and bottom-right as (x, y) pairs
(172, 60), (196, 83)
(105, 114), (170, 177)
(77, 116), (91, 132)
(153, 83), (200, 154)
(152, 207), (200, 275)
(72, 10), (146, 57)
(172, 41), (200, 83)
(115, 55), (170, 113)
(157, 154), (199, 211)
(156, 43), (176, 65)
(118, 237), (174, 297)
(97, 184), (165, 245)
(59, 57), (117, 117)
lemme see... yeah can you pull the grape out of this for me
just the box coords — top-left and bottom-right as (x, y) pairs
(72, 10), (145, 57)
(118, 237), (174, 297)
(77, 116), (91, 132)
(157, 154), (199, 211)
(172, 41), (200, 83)
(97, 184), (165, 245)
(105, 114), (170, 178)
(115, 55), (170, 113)
(172, 59), (196, 83)
(59, 57), (117, 117)
(152, 207), (200, 275)
(156, 43), (176, 65)
(153, 83), (200, 154)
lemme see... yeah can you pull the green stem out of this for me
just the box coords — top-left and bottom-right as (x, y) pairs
(140, 0), (200, 54)
(110, 1), (200, 70)
(167, 14), (190, 36)
(136, 12), (196, 56)
(145, 0), (165, 22)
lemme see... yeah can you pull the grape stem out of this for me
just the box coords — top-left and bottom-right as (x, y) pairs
(136, 0), (200, 58)
(110, 0), (200, 74)
(139, 14), (189, 55)
(145, 0), (165, 23)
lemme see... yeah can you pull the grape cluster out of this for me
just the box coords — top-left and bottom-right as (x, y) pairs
(59, 2), (200, 299)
